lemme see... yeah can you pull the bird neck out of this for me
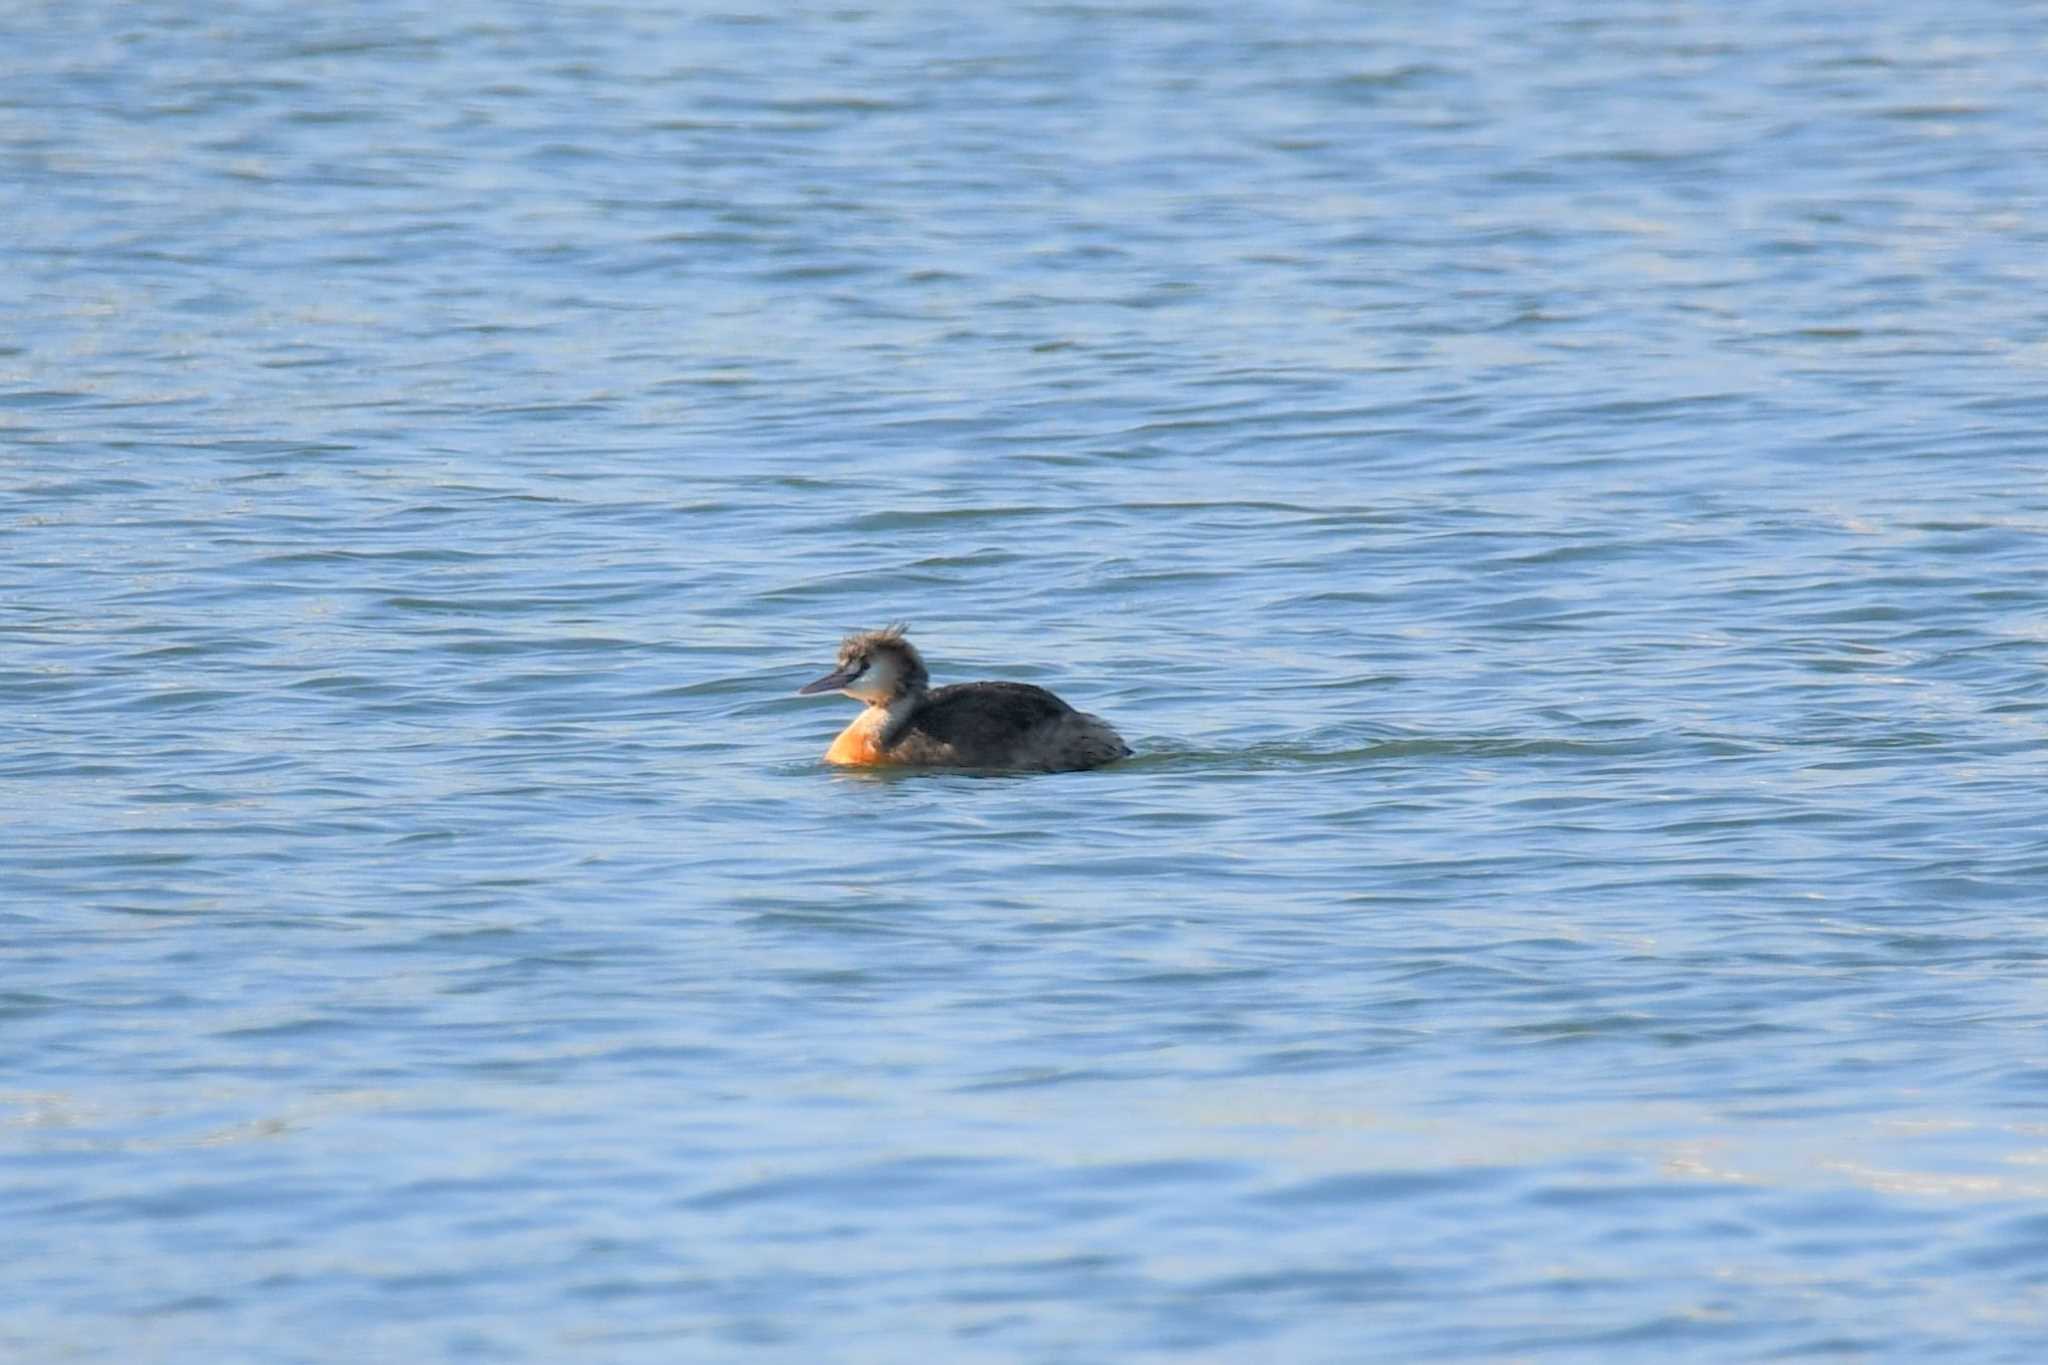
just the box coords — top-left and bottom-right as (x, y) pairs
(872, 688), (925, 749)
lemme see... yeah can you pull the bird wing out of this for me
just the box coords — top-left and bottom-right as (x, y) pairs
(902, 682), (1075, 752)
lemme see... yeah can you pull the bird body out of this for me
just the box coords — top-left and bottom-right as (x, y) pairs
(799, 626), (1129, 772)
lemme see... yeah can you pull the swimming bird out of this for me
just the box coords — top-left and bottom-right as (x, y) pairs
(796, 625), (1131, 771)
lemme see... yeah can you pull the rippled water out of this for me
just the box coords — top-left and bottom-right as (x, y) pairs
(7, 2), (2048, 1360)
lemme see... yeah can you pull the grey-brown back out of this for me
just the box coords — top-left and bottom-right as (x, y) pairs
(890, 681), (1129, 771)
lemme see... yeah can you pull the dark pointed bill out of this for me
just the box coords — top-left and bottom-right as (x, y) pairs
(797, 666), (861, 696)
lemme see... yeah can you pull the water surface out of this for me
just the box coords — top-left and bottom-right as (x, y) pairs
(6, 2), (2048, 1360)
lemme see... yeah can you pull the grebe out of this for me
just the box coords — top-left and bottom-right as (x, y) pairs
(796, 625), (1131, 771)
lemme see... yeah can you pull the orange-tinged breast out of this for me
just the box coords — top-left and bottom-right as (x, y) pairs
(825, 715), (891, 766)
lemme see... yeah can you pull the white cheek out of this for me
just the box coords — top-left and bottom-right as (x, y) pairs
(846, 660), (899, 701)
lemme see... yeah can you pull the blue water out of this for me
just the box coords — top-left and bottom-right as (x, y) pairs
(6, 2), (2048, 1360)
